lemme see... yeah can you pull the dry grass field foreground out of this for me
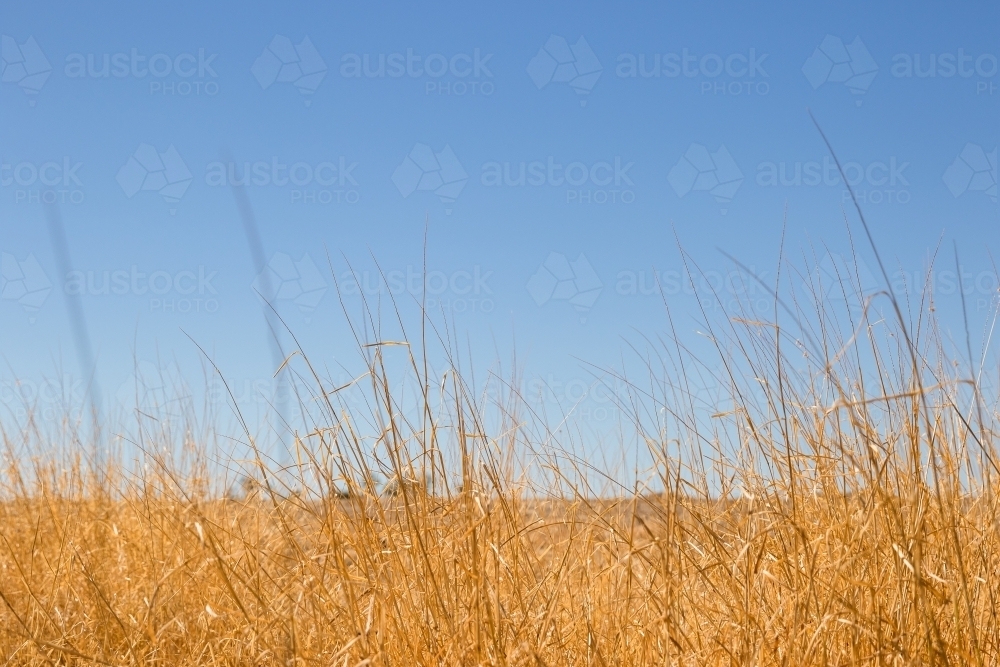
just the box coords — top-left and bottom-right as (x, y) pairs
(3, 254), (1000, 666)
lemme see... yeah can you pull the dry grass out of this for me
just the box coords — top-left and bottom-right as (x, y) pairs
(3, 249), (1000, 666)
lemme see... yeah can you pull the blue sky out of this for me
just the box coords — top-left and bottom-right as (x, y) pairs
(1, 0), (998, 449)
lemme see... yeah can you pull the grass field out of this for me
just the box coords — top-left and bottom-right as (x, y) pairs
(2, 252), (1000, 666)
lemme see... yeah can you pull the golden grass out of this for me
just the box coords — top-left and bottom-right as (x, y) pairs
(3, 251), (1000, 666)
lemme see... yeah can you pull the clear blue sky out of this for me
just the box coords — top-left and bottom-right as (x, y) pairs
(2, 0), (998, 449)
